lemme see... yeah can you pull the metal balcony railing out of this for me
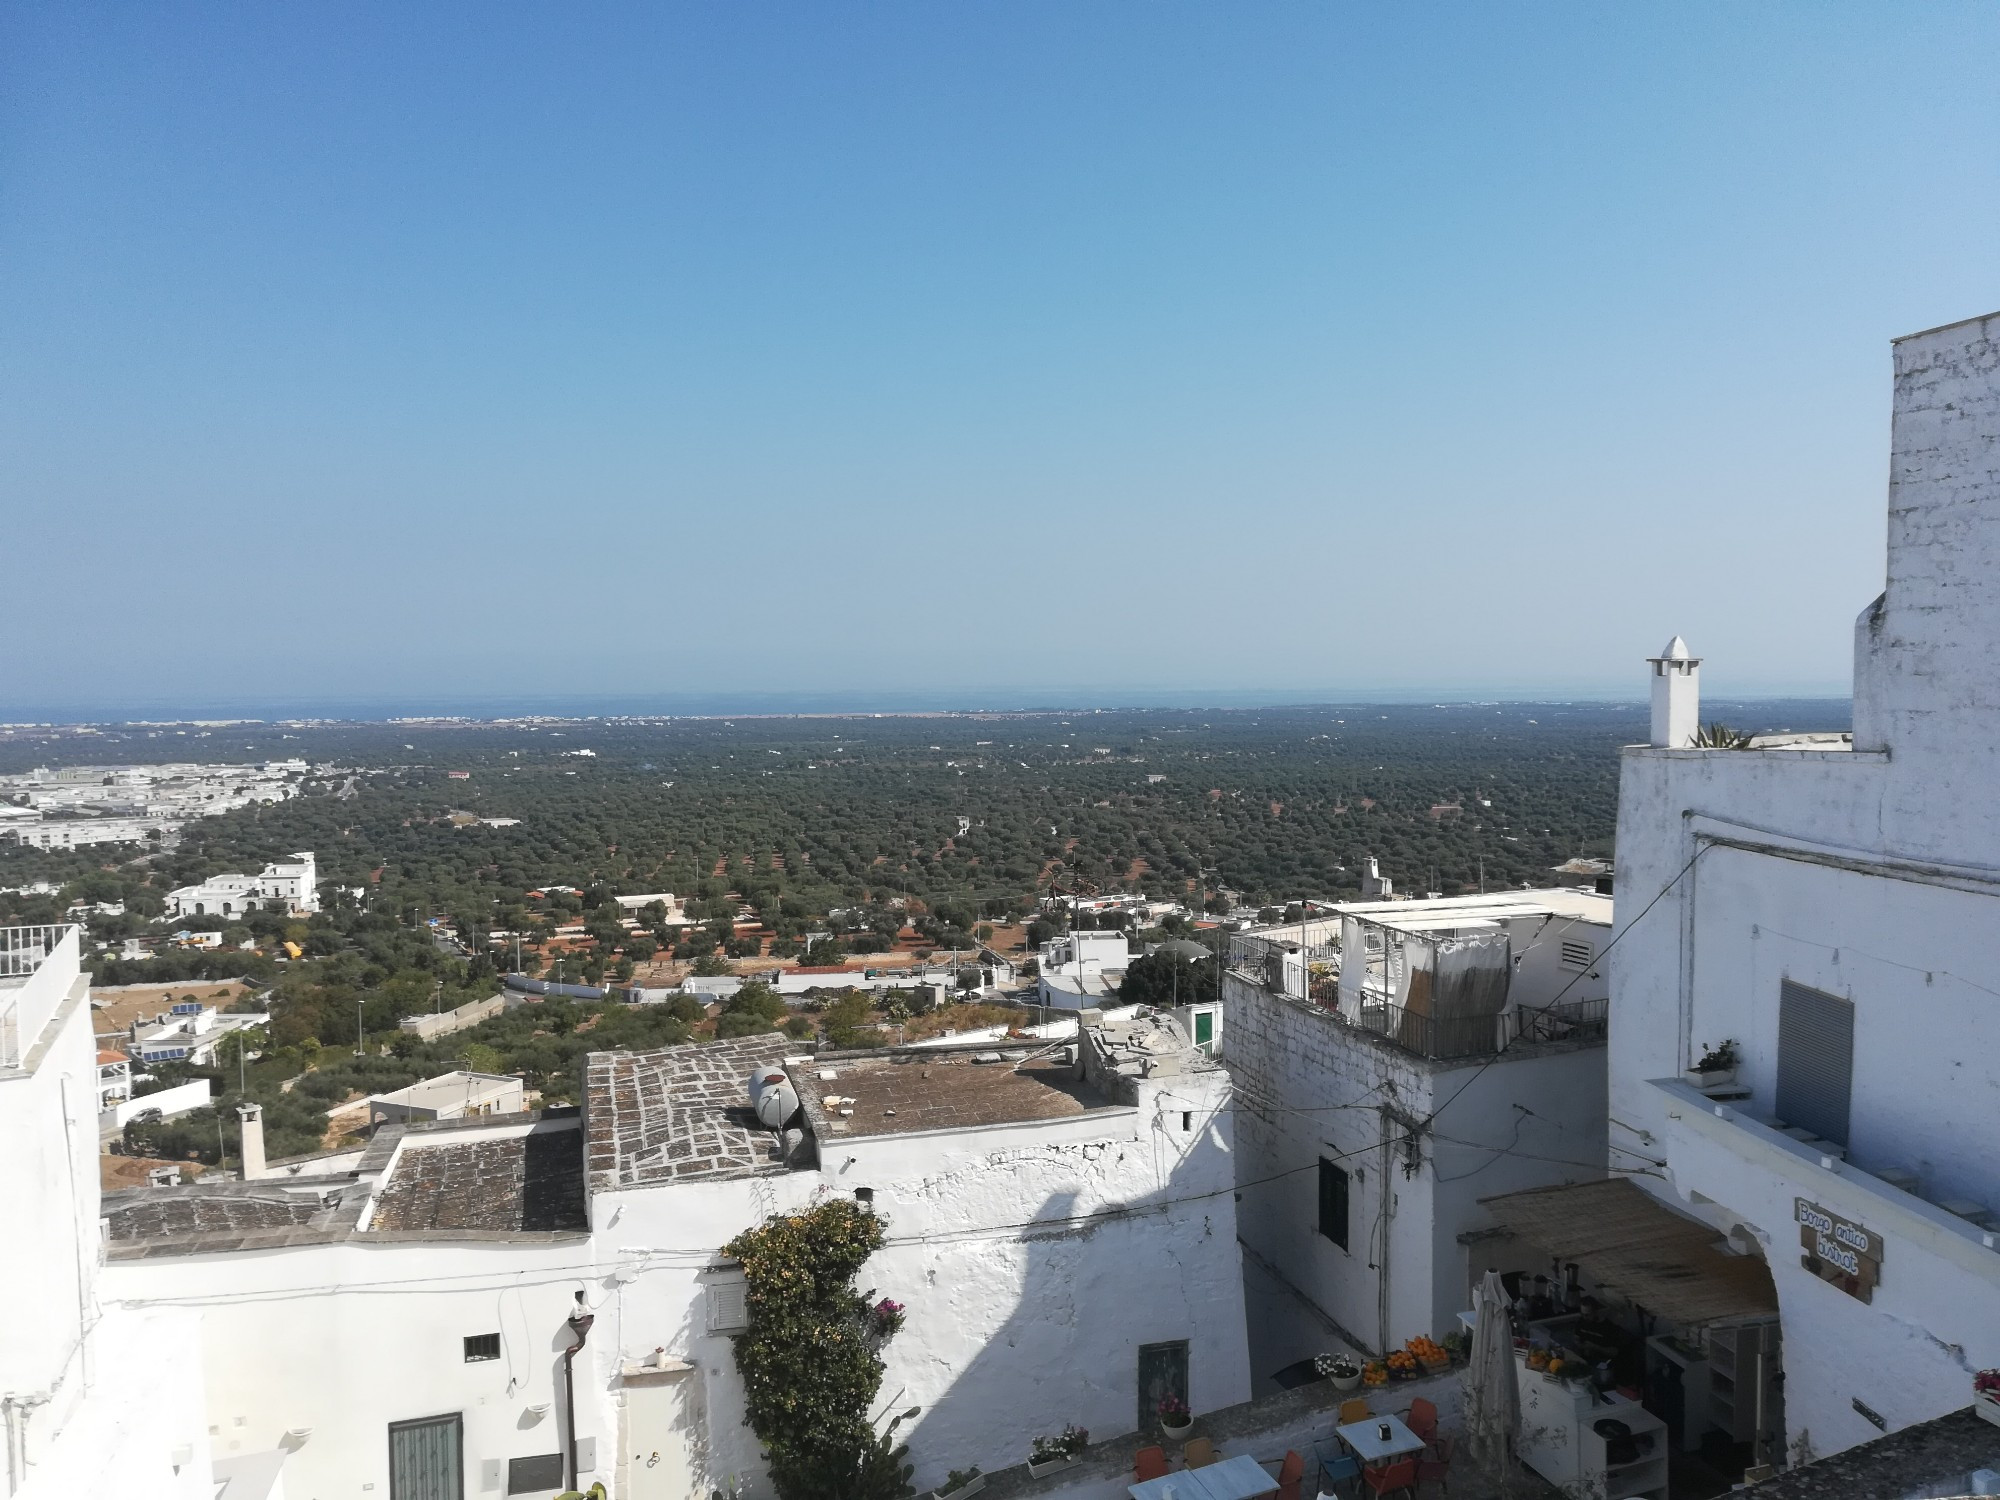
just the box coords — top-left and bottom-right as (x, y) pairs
(0, 925), (80, 1070)
(0, 925), (68, 978)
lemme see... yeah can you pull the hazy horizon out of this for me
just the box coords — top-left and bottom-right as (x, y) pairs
(0, 682), (1852, 727)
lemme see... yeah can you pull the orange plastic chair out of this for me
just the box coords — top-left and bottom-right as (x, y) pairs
(1338, 1397), (1373, 1424)
(1184, 1437), (1220, 1469)
(1405, 1396), (1438, 1445)
(1274, 1449), (1306, 1500)
(1363, 1458), (1418, 1499)
(1134, 1446), (1169, 1481)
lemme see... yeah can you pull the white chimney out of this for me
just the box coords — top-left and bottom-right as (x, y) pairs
(237, 1101), (267, 1181)
(1647, 636), (1701, 748)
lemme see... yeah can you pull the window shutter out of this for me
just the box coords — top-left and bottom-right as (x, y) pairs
(708, 1274), (750, 1334)
(1777, 980), (1854, 1148)
(1318, 1158), (1349, 1249)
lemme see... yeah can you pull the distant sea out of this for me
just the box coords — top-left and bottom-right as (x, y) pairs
(0, 684), (1853, 724)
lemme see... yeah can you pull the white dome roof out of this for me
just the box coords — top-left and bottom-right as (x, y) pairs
(1657, 635), (1692, 661)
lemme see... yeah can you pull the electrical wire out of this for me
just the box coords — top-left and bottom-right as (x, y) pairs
(1419, 842), (1712, 1135)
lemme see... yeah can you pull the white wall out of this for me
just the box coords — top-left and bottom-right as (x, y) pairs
(1225, 973), (1606, 1358)
(105, 1237), (609, 1499)
(101, 1077), (213, 1131)
(1610, 311), (2000, 1462)
(0, 929), (212, 1499)
(595, 1064), (1250, 1498)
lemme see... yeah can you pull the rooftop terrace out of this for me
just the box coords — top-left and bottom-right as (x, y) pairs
(796, 1048), (1108, 1140)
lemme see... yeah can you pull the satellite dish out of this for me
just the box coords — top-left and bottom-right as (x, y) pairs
(748, 1067), (800, 1129)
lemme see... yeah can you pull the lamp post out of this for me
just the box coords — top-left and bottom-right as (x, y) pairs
(562, 1292), (595, 1491)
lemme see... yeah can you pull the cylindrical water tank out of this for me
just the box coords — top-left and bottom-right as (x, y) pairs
(748, 1066), (800, 1129)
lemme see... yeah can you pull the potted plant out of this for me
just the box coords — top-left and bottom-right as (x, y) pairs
(869, 1297), (907, 1339)
(1317, 1353), (1363, 1392)
(1157, 1394), (1193, 1439)
(1027, 1425), (1089, 1478)
(1686, 1039), (1740, 1089)
(1977, 1371), (2000, 1427)
(937, 1465), (985, 1500)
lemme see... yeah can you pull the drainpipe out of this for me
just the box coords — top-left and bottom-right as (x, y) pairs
(3, 1395), (25, 1496)
(1377, 1107), (1395, 1356)
(561, 1293), (595, 1491)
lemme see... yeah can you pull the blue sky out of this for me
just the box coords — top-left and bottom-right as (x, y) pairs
(5, 3), (1997, 715)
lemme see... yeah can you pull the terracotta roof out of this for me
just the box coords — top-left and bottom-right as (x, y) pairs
(97, 1049), (128, 1065)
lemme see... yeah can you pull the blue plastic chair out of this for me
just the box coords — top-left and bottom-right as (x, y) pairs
(1317, 1451), (1362, 1498)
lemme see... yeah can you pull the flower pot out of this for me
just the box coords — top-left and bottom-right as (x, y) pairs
(1329, 1371), (1362, 1393)
(1685, 1066), (1737, 1089)
(1978, 1395), (2000, 1430)
(938, 1477), (987, 1500)
(1026, 1457), (1076, 1479)
(1160, 1417), (1193, 1441)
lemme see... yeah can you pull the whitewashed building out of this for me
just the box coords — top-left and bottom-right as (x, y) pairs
(167, 851), (319, 920)
(1223, 891), (1612, 1370)
(584, 1015), (1251, 1499)
(102, 1108), (602, 1500)
(1610, 310), (2000, 1470)
(1037, 928), (1136, 1009)
(366, 1069), (526, 1125)
(0, 924), (212, 1498)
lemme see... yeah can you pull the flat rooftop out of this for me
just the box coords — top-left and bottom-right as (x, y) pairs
(797, 1050), (1111, 1140)
(371, 1127), (585, 1232)
(369, 1070), (518, 1111)
(584, 1031), (796, 1190)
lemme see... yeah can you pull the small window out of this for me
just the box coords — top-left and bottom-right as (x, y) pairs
(1318, 1158), (1349, 1249)
(1559, 938), (1593, 972)
(1181, 1111), (1193, 1132)
(463, 1333), (500, 1362)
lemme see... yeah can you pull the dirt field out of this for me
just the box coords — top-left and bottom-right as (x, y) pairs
(91, 979), (254, 1040)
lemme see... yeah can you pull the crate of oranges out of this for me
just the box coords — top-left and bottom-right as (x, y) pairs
(1362, 1360), (1390, 1387)
(1385, 1349), (1420, 1381)
(1406, 1335), (1450, 1374)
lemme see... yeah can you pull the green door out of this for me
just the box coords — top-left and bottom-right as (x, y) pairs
(388, 1414), (463, 1500)
(1193, 1010), (1214, 1050)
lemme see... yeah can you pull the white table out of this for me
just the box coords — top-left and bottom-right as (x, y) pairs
(1128, 1453), (1279, 1500)
(1334, 1413), (1426, 1466)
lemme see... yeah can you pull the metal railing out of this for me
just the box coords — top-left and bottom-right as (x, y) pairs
(0, 925), (80, 1070)
(0, 924), (68, 978)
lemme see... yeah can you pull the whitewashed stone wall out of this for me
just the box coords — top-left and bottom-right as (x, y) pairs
(1612, 311), (2000, 1462)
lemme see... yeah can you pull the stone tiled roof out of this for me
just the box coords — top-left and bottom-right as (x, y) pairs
(371, 1127), (586, 1232)
(1745, 1407), (1998, 1498)
(105, 1192), (323, 1242)
(584, 1033), (797, 1190)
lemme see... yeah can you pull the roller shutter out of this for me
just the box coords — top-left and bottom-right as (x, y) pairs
(1776, 980), (1854, 1148)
